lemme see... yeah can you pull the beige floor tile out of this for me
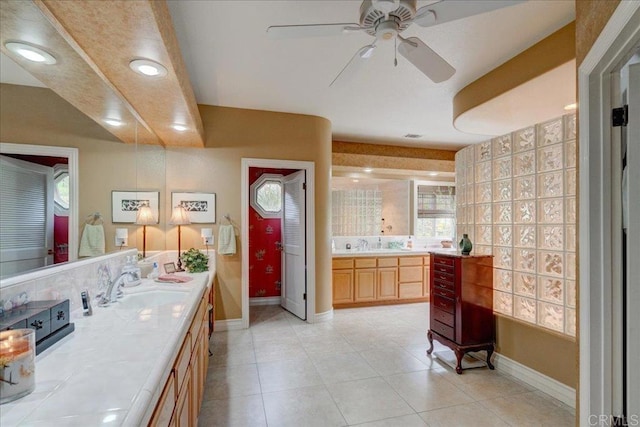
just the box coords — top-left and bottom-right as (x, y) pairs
(254, 340), (308, 363)
(257, 357), (323, 393)
(262, 385), (347, 427)
(326, 377), (414, 425)
(479, 390), (575, 426)
(359, 347), (427, 376)
(355, 413), (428, 426)
(210, 346), (256, 367)
(437, 368), (534, 400)
(385, 370), (475, 412)
(419, 401), (509, 426)
(312, 351), (378, 384)
(197, 394), (266, 427)
(202, 363), (261, 400)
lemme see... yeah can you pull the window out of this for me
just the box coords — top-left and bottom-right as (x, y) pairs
(53, 164), (69, 215)
(250, 174), (283, 218)
(415, 184), (455, 238)
(332, 189), (382, 236)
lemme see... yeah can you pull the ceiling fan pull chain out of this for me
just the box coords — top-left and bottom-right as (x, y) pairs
(394, 37), (398, 67)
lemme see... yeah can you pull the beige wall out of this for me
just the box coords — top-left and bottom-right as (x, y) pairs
(576, 0), (621, 66)
(167, 105), (332, 320)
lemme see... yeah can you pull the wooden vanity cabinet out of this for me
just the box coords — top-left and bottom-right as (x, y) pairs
(149, 285), (212, 427)
(332, 255), (428, 307)
(332, 258), (354, 304)
(427, 253), (495, 374)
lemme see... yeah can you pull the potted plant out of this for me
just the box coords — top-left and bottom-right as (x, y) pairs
(180, 248), (209, 273)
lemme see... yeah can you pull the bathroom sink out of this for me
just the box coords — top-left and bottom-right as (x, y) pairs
(115, 290), (188, 310)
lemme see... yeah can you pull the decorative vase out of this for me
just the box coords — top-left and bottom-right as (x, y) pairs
(459, 234), (473, 255)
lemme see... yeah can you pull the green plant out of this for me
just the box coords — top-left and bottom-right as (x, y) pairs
(180, 248), (209, 273)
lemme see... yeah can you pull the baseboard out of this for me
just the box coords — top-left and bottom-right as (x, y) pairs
(214, 318), (244, 331)
(474, 351), (576, 408)
(314, 308), (333, 323)
(249, 296), (280, 306)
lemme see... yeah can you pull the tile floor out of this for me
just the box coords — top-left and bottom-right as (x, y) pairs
(199, 303), (575, 426)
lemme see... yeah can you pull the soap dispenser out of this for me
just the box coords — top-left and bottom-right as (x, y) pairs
(407, 235), (413, 249)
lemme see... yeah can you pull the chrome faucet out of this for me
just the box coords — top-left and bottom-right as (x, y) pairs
(357, 239), (369, 251)
(97, 269), (141, 307)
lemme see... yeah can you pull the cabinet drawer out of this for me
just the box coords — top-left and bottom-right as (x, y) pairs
(433, 295), (455, 313)
(431, 320), (455, 341)
(399, 256), (422, 266)
(378, 257), (398, 267)
(433, 270), (454, 284)
(433, 256), (455, 267)
(175, 333), (192, 391)
(332, 258), (354, 269)
(432, 263), (455, 275)
(432, 285), (454, 300)
(432, 307), (454, 327)
(399, 265), (422, 283)
(355, 258), (376, 268)
(399, 282), (423, 299)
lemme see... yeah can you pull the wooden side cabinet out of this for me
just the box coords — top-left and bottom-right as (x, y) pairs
(427, 253), (495, 374)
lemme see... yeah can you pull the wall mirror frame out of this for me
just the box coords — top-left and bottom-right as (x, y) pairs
(0, 142), (79, 286)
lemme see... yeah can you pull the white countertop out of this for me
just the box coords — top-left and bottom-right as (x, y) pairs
(332, 248), (457, 257)
(0, 272), (213, 426)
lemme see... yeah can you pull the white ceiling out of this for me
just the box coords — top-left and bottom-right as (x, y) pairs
(167, 0), (575, 150)
(1, 1), (575, 151)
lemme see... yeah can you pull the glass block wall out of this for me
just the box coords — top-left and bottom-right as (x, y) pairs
(455, 113), (576, 337)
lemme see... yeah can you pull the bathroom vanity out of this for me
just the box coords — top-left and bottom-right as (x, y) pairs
(0, 264), (214, 426)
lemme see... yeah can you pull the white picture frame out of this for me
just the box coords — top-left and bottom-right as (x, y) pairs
(112, 191), (159, 223)
(171, 192), (216, 223)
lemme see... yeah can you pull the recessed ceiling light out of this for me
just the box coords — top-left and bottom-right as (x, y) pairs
(564, 103), (577, 111)
(363, 168), (373, 173)
(5, 42), (56, 64)
(172, 124), (188, 132)
(104, 118), (124, 127)
(352, 179), (359, 183)
(429, 172), (439, 176)
(129, 59), (167, 77)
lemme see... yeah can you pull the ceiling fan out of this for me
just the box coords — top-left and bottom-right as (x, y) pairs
(267, 0), (524, 85)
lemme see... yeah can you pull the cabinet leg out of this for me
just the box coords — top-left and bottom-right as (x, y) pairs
(426, 330), (434, 355)
(486, 345), (495, 370)
(454, 349), (464, 374)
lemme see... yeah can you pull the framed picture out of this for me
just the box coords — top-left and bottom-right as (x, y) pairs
(163, 262), (176, 274)
(171, 192), (216, 223)
(112, 191), (160, 223)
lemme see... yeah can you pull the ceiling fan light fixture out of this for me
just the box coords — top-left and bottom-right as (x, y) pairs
(5, 42), (56, 64)
(129, 59), (167, 77)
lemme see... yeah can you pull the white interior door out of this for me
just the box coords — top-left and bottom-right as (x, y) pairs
(0, 155), (54, 277)
(625, 61), (639, 420)
(281, 170), (306, 320)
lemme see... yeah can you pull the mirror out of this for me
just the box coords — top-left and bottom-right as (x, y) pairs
(0, 63), (167, 283)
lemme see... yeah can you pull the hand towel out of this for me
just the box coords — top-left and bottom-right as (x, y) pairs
(78, 224), (105, 257)
(218, 224), (236, 255)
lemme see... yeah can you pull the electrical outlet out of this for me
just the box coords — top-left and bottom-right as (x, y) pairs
(202, 236), (214, 246)
(115, 237), (128, 247)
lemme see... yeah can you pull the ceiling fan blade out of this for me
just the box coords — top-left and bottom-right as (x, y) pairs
(414, 0), (525, 28)
(397, 36), (455, 83)
(267, 23), (364, 39)
(330, 44), (376, 87)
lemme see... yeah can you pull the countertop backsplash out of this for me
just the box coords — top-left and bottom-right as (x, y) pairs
(332, 236), (454, 252)
(0, 249), (136, 314)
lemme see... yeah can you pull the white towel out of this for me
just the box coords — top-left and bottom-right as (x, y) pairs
(218, 224), (236, 255)
(78, 224), (105, 257)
